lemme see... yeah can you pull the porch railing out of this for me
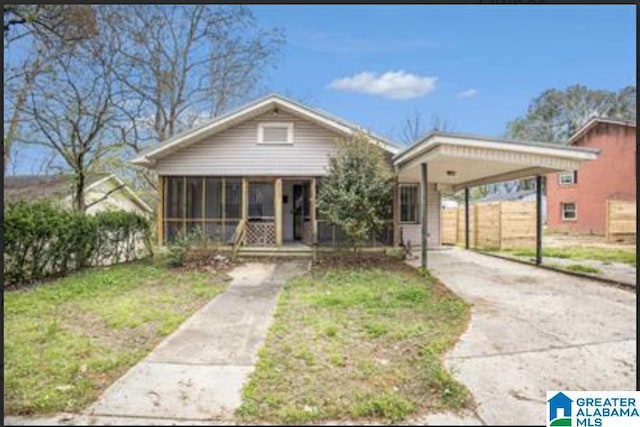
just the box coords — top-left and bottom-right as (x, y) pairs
(316, 219), (393, 247)
(232, 219), (247, 258)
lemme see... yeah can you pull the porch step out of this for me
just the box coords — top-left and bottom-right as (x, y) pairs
(236, 245), (313, 258)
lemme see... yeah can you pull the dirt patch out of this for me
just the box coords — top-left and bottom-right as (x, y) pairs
(313, 251), (408, 272)
(174, 249), (240, 274)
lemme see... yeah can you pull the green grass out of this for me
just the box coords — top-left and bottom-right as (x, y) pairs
(236, 261), (473, 424)
(562, 264), (601, 274)
(547, 263), (602, 275)
(498, 246), (636, 267)
(3, 261), (229, 415)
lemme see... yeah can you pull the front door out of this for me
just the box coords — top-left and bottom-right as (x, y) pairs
(292, 183), (306, 241)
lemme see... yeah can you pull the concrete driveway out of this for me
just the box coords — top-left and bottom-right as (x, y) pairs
(410, 248), (636, 425)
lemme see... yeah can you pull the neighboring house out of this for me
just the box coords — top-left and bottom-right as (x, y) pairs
(546, 118), (636, 235)
(3, 173), (153, 217)
(477, 189), (547, 223)
(131, 93), (597, 259)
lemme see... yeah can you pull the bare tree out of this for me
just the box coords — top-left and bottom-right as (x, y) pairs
(102, 5), (283, 192)
(21, 32), (121, 211)
(4, 5), (97, 175)
(4, 5), (96, 46)
(401, 109), (455, 144)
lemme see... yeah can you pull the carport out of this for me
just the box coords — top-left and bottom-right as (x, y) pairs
(393, 132), (599, 268)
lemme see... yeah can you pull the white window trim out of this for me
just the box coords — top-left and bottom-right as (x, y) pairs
(399, 183), (420, 224)
(561, 202), (577, 221)
(558, 171), (576, 185)
(257, 122), (294, 144)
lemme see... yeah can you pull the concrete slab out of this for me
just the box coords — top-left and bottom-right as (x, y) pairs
(84, 261), (308, 422)
(88, 362), (252, 420)
(4, 413), (234, 426)
(408, 248), (636, 426)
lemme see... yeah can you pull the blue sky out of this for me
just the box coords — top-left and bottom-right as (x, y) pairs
(251, 5), (636, 143)
(7, 5), (635, 175)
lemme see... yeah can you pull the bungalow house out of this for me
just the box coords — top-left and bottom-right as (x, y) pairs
(3, 173), (153, 217)
(131, 94), (598, 266)
(546, 118), (636, 235)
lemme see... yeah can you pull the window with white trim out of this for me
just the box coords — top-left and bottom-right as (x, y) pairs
(399, 184), (419, 223)
(561, 202), (577, 221)
(257, 122), (293, 144)
(558, 170), (577, 185)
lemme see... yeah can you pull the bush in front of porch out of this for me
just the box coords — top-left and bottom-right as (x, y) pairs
(317, 133), (393, 254)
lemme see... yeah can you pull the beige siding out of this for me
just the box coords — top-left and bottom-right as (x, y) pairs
(398, 182), (441, 247)
(156, 111), (344, 176)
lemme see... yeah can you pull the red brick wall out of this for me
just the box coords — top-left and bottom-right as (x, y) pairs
(546, 123), (636, 235)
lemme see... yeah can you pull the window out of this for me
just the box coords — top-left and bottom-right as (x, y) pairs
(561, 202), (577, 221)
(257, 122), (293, 144)
(558, 170), (577, 185)
(399, 184), (419, 223)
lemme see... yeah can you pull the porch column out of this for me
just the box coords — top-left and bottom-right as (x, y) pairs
(157, 175), (164, 246)
(310, 178), (317, 244)
(275, 178), (283, 246)
(464, 187), (470, 249)
(421, 163), (428, 268)
(241, 178), (249, 221)
(392, 176), (400, 246)
(535, 175), (543, 265)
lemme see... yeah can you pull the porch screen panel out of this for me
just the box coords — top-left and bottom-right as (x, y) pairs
(204, 178), (223, 241)
(165, 177), (185, 219)
(248, 182), (274, 219)
(164, 177), (185, 241)
(224, 178), (242, 241)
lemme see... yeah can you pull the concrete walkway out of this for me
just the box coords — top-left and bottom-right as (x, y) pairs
(4, 261), (307, 426)
(409, 248), (636, 426)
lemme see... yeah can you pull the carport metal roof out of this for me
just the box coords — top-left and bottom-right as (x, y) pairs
(392, 131), (600, 268)
(393, 131), (599, 192)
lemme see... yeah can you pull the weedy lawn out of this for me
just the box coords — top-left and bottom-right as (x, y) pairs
(237, 257), (473, 424)
(3, 261), (229, 415)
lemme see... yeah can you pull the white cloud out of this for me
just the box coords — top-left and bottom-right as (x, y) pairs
(329, 71), (437, 100)
(456, 89), (478, 99)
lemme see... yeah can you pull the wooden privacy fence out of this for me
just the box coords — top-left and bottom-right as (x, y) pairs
(606, 199), (636, 243)
(441, 200), (536, 250)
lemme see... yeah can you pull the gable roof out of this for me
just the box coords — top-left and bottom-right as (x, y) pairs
(3, 173), (152, 214)
(130, 93), (403, 166)
(567, 117), (636, 146)
(4, 173), (109, 202)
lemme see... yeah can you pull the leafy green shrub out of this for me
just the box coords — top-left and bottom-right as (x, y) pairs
(166, 228), (206, 267)
(3, 201), (151, 288)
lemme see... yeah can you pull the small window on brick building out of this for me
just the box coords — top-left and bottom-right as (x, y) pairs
(558, 170), (577, 185)
(561, 202), (577, 221)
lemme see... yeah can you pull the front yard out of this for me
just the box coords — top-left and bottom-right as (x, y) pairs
(3, 261), (229, 415)
(237, 256), (474, 424)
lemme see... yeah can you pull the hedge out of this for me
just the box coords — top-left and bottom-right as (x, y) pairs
(3, 201), (152, 288)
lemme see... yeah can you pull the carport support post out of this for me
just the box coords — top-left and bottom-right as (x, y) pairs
(464, 187), (470, 250)
(536, 175), (543, 265)
(421, 163), (428, 268)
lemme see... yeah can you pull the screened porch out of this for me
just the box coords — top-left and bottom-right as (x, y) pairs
(158, 175), (395, 249)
